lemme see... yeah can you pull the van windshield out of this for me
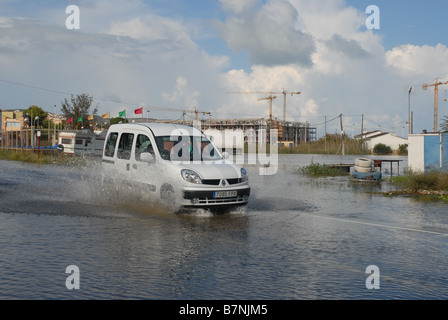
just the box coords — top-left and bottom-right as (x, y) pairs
(155, 135), (222, 161)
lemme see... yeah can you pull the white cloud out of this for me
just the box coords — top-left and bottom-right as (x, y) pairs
(290, 0), (364, 40)
(386, 44), (448, 77)
(215, 0), (448, 134)
(162, 76), (200, 107)
(219, 0), (260, 14)
(301, 99), (319, 118)
(216, 0), (315, 67)
(0, 3), (227, 117)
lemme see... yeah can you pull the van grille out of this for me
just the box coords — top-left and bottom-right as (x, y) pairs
(201, 179), (220, 185)
(201, 178), (242, 185)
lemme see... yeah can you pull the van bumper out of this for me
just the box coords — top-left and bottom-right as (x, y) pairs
(182, 186), (250, 206)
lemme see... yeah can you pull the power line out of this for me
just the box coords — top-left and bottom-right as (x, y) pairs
(0, 78), (72, 96)
(0, 78), (195, 114)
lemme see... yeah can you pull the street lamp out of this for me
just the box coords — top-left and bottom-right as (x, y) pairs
(4, 121), (7, 148)
(34, 116), (39, 149)
(54, 105), (57, 146)
(408, 87), (413, 135)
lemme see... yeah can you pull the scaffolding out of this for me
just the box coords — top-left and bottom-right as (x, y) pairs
(137, 117), (317, 145)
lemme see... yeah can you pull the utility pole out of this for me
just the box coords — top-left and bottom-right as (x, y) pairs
(340, 114), (345, 156)
(53, 105), (57, 146)
(361, 114), (364, 136)
(324, 115), (327, 152)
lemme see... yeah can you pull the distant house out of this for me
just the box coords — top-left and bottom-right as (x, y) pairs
(1, 109), (26, 132)
(355, 130), (408, 153)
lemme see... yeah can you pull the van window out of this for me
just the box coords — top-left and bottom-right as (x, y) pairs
(104, 132), (118, 158)
(135, 134), (154, 162)
(117, 133), (134, 160)
(154, 135), (221, 161)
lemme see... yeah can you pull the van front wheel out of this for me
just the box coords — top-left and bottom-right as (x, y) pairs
(160, 183), (175, 201)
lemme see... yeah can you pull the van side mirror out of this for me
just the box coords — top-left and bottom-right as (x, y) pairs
(222, 151), (230, 159)
(140, 152), (155, 163)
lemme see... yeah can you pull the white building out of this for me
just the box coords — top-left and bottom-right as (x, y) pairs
(355, 131), (408, 152)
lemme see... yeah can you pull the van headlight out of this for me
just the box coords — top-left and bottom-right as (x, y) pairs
(181, 169), (202, 184)
(241, 168), (248, 182)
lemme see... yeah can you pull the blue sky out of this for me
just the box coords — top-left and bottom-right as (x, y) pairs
(346, 0), (448, 49)
(1, 0), (448, 136)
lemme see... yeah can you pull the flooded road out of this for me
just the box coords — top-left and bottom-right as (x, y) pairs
(1, 155), (447, 300)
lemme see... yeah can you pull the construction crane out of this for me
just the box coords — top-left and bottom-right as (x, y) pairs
(422, 79), (448, 132)
(257, 95), (277, 128)
(228, 89), (301, 122)
(182, 107), (211, 123)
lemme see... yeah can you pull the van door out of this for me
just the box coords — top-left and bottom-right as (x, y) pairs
(115, 132), (135, 173)
(129, 132), (157, 192)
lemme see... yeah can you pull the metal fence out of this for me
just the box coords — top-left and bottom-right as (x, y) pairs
(0, 129), (59, 150)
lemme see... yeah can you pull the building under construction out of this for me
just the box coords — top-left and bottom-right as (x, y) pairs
(135, 117), (317, 145)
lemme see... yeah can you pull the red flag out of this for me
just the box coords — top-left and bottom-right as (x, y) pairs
(135, 107), (143, 115)
(67, 117), (73, 123)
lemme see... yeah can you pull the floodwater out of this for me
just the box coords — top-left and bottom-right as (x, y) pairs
(0, 154), (447, 300)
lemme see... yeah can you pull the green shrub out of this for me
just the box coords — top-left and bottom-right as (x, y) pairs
(373, 143), (392, 154)
(390, 169), (448, 192)
(301, 163), (344, 176)
(277, 134), (368, 155)
(398, 144), (408, 155)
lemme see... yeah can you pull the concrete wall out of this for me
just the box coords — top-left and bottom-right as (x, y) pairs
(408, 135), (425, 172)
(408, 133), (448, 172)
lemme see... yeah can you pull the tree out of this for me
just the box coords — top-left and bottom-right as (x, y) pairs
(373, 143), (392, 154)
(440, 116), (448, 133)
(61, 93), (98, 129)
(398, 144), (408, 155)
(24, 105), (48, 128)
(110, 117), (128, 125)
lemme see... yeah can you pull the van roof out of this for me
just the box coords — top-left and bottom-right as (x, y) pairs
(110, 122), (204, 137)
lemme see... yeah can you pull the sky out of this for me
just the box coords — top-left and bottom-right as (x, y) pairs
(1, 0), (448, 137)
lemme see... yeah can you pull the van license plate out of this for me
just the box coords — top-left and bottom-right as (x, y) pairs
(213, 191), (237, 198)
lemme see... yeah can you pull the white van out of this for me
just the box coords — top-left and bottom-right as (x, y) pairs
(101, 123), (250, 209)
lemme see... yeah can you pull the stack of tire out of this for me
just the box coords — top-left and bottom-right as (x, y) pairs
(354, 158), (373, 173)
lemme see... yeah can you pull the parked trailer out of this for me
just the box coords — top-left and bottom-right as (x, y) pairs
(57, 130), (107, 156)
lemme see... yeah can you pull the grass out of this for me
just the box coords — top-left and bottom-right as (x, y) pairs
(389, 169), (448, 192)
(278, 134), (368, 155)
(0, 149), (56, 165)
(0, 149), (89, 167)
(387, 169), (448, 203)
(244, 134), (368, 155)
(300, 163), (346, 177)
